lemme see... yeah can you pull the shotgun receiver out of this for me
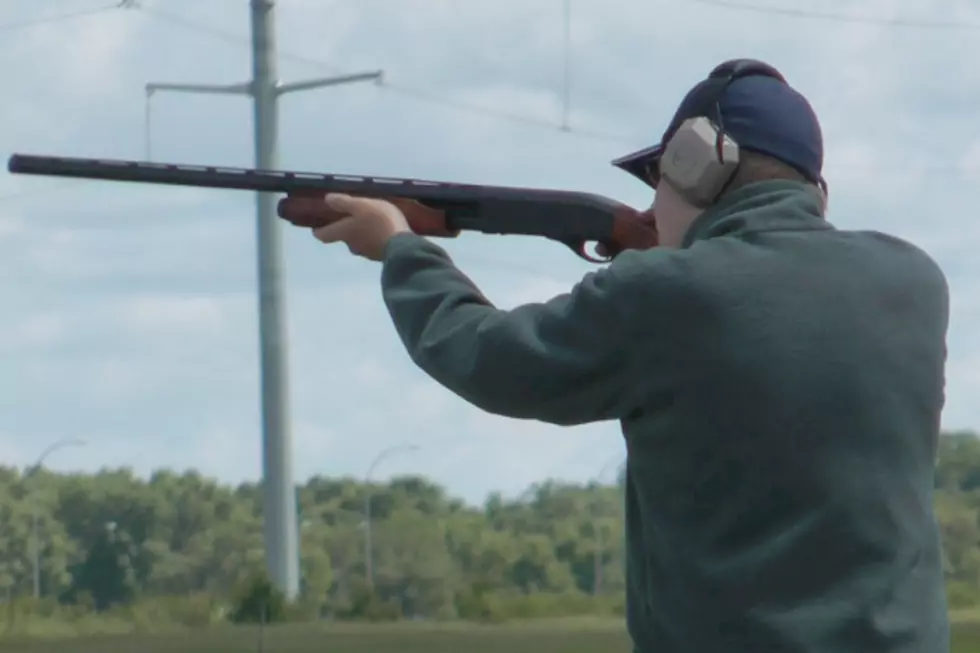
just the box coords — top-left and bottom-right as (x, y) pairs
(7, 153), (657, 262)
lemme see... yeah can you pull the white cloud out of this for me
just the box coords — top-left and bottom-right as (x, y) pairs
(120, 295), (226, 335)
(959, 138), (980, 171)
(87, 357), (154, 401)
(5, 312), (66, 349)
(0, 214), (26, 240)
(944, 352), (980, 431)
(27, 12), (135, 90)
(495, 277), (576, 308)
(24, 226), (90, 275)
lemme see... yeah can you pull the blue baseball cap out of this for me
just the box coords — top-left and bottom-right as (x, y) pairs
(613, 60), (824, 189)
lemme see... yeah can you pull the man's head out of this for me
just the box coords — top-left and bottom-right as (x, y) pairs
(614, 59), (825, 247)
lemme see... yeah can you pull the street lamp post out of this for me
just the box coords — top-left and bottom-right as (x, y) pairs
(363, 444), (419, 589)
(593, 453), (624, 597)
(26, 439), (86, 599)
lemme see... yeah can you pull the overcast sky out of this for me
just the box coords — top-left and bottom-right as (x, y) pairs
(1, 0), (978, 505)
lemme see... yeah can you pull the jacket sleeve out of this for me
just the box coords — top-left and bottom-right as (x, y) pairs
(379, 233), (650, 425)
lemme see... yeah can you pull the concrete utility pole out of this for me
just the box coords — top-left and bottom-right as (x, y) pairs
(27, 439), (86, 599)
(144, 0), (382, 599)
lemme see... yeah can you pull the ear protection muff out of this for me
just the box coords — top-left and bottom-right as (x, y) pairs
(659, 60), (787, 208)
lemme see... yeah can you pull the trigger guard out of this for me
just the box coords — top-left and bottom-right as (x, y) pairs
(573, 240), (612, 264)
(578, 244), (609, 264)
(556, 238), (612, 264)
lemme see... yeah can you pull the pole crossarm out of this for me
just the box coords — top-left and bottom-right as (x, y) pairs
(146, 81), (251, 96)
(144, 70), (383, 101)
(277, 70), (382, 96)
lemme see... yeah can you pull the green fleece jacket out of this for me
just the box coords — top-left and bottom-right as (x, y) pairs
(379, 180), (950, 653)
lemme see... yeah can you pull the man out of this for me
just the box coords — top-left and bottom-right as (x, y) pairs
(283, 59), (951, 651)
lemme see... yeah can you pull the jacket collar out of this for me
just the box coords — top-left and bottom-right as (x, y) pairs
(681, 180), (831, 249)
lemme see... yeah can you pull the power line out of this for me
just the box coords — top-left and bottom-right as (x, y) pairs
(266, 0), (980, 30)
(689, 0), (980, 30)
(1, 0), (978, 211)
(133, 4), (980, 173)
(375, 81), (625, 143)
(137, 5), (631, 144)
(561, 0), (571, 131)
(0, 0), (131, 32)
(137, 5), (260, 50)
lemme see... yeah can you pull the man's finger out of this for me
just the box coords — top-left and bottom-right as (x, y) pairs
(312, 216), (355, 244)
(278, 196), (345, 227)
(325, 193), (373, 213)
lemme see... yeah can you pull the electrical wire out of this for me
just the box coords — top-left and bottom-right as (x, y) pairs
(134, 4), (980, 170)
(0, 2), (137, 202)
(561, 0), (571, 131)
(689, 0), (980, 30)
(261, 0), (980, 30)
(136, 5), (259, 51)
(0, 0), (131, 32)
(138, 5), (631, 144)
(2, 0), (979, 208)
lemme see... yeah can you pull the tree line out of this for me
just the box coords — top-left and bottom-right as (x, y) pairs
(1, 430), (979, 630)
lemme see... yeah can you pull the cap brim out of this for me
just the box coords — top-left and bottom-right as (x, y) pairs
(611, 144), (662, 186)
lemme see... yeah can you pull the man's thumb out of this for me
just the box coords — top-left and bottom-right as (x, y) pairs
(324, 193), (359, 211)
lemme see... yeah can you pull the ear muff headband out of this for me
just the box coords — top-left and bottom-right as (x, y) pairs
(707, 61), (829, 197)
(656, 60), (788, 207)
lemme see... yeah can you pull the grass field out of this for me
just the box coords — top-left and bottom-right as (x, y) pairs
(1, 617), (979, 652)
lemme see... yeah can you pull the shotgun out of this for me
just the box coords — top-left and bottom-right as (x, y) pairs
(6, 153), (658, 262)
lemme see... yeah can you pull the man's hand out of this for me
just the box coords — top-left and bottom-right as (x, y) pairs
(595, 207), (657, 258)
(279, 193), (454, 260)
(307, 193), (412, 261)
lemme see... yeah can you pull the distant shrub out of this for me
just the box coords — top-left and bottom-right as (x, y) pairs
(339, 584), (401, 622)
(231, 574), (287, 624)
(118, 593), (224, 630)
(454, 589), (623, 623)
(948, 581), (980, 609)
